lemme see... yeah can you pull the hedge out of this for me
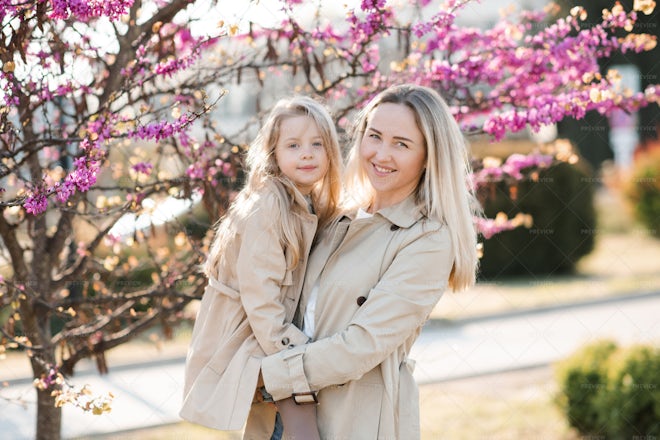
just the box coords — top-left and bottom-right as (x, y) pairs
(626, 148), (660, 238)
(477, 158), (596, 278)
(555, 340), (660, 438)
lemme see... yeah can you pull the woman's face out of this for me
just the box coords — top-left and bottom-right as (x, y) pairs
(360, 102), (427, 210)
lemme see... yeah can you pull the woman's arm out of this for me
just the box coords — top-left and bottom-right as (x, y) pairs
(236, 192), (310, 356)
(261, 226), (453, 401)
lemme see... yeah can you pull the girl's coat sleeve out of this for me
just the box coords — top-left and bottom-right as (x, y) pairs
(236, 193), (309, 356)
(261, 226), (453, 400)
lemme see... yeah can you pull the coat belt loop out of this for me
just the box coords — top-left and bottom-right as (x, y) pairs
(208, 276), (240, 299)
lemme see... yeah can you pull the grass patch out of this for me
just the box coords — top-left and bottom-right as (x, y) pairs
(74, 423), (240, 440)
(419, 367), (579, 439)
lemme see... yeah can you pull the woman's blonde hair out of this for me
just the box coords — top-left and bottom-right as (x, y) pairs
(205, 96), (343, 278)
(345, 84), (480, 291)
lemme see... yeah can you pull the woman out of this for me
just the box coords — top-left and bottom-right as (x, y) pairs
(247, 84), (480, 439)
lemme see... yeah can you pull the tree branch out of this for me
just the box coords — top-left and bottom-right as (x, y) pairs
(100, 0), (195, 107)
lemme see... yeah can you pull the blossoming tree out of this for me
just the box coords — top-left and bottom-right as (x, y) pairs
(0, 0), (657, 438)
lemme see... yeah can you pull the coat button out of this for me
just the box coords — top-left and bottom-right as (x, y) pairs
(356, 296), (367, 306)
(390, 224), (400, 231)
(281, 337), (290, 345)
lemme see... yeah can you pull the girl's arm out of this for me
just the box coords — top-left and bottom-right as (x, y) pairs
(236, 192), (310, 356)
(260, 226), (453, 401)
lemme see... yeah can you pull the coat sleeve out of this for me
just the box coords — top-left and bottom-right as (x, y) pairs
(236, 192), (310, 356)
(261, 226), (454, 401)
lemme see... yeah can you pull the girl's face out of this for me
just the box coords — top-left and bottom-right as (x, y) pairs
(360, 102), (427, 211)
(274, 115), (329, 195)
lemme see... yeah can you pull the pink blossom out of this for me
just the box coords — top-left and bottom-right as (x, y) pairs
(474, 216), (519, 240)
(25, 193), (49, 215)
(129, 115), (194, 142)
(186, 164), (205, 180)
(33, 366), (60, 391)
(55, 181), (76, 204)
(502, 153), (553, 179)
(131, 162), (153, 176)
(104, 234), (122, 247)
(76, 241), (87, 257)
(222, 162), (234, 177)
(66, 159), (99, 192)
(49, 0), (134, 21)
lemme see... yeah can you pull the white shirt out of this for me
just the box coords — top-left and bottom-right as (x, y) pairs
(302, 278), (319, 338)
(302, 207), (373, 338)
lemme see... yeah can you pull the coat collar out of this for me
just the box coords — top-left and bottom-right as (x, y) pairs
(264, 179), (316, 220)
(375, 194), (427, 228)
(341, 194), (427, 228)
(341, 193), (428, 228)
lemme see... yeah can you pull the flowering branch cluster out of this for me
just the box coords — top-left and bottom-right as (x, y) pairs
(49, 0), (134, 20)
(473, 153), (555, 187)
(34, 364), (113, 415)
(471, 152), (554, 239)
(23, 137), (105, 215)
(397, 2), (657, 139)
(475, 212), (534, 240)
(240, 0), (657, 140)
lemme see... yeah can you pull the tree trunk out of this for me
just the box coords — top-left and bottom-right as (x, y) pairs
(28, 310), (61, 440)
(35, 387), (62, 440)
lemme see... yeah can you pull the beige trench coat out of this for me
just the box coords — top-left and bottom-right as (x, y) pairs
(252, 194), (454, 440)
(180, 181), (315, 431)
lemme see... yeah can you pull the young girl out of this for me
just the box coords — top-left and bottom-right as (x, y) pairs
(180, 96), (343, 439)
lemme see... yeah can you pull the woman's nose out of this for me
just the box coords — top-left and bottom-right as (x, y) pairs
(373, 144), (391, 161)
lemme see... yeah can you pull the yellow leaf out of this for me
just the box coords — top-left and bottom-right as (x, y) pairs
(2, 61), (15, 73)
(634, 0), (656, 15)
(174, 232), (186, 247)
(589, 88), (602, 103)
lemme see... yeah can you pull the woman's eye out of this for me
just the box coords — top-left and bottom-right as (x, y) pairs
(396, 141), (408, 148)
(368, 133), (381, 140)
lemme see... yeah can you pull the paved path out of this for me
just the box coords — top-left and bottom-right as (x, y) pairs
(412, 290), (660, 384)
(2, 291), (659, 439)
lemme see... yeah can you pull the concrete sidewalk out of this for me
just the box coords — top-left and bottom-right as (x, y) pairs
(2, 291), (659, 439)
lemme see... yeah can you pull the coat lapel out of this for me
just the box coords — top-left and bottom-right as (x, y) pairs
(295, 217), (350, 328)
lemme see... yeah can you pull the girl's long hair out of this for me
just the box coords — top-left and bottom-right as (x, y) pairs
(344, 84), (480, 291)
(205, 96), (343, 279)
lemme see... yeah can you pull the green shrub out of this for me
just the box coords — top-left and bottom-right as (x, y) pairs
(478, 159), (596, 278)
(555, 340), (660, 438)
(595, 344), (660, 438)
(626, 148), (660, 238)
(555, 339), (618, 434)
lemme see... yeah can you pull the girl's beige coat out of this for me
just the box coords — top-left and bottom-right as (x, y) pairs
(180, 182), (315, 430)
(250, 195), (455, 439)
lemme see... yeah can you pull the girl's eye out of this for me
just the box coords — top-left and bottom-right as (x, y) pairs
(312, 141), (323, 148)
(288, 143), (300, 149)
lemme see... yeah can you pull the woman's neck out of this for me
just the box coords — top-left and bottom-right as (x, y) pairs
(368, 191), (414, 213)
